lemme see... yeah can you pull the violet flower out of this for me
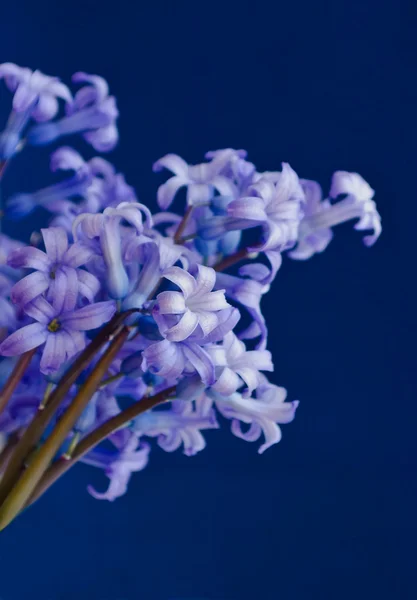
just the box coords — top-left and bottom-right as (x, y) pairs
(211, 332), (273, 397)
(227, 163), (305, 251)
(153, 151), (239, 209)
(290, 172), (381, 260)
(0, 295), (116, 374)
(154, 265), (230, 341)
(0, 63), (71, 160)
(28, 73), (119, 152)
(133, 399), (219, 457)
(214, 379), (299, 454)
(8, 227), (100, 310)
(74, 202), (152, 299)
(86, 438), (150, 502)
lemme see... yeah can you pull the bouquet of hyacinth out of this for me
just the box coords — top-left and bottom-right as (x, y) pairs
(0, 62), (381, 531)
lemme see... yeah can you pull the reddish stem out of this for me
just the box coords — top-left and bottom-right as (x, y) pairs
(0, 349), (36, 417)
(26, 385), (176, 507)
(174, 205), (193, 244)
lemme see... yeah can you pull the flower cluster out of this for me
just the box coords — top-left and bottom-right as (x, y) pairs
(0, 63), (381, 510)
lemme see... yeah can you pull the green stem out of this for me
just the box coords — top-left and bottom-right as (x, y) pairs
(0, 349), (37, 417)
(0, 327), (130, 530)
(0, 310), (135, 506)
(26, 385), (176, 508)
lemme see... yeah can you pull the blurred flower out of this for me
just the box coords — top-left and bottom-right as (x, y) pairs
(28, 72), (119, 151)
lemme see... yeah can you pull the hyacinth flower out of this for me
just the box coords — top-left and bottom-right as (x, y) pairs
(0, 63), (71, 161)
(289, 172), (381, 259)
(6, 146), (137, 221)
(0, 295), (116, 374)
(73, 201), (152, 299)
(8, 226), (100, 308)
(153, 265), (230, 341)
(153, 150), (240, 210)
(28, 72), (119, 152)
(0, 62), (381, 532)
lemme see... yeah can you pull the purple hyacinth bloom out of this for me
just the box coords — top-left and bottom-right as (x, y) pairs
(0, 295), (116, 374)
(214, 379), (299, 454)
(211, 332), (273, 397)
(122, 236), (186, 311)
(142, 306), (241, 387)
(205, 148), (256, 193)
(154, 265), (230, 341)
(0, 63), (71, 159)
(142, 338), (216, 385)
(86, 437), (150, 502)
(6, 147), (94, 220)
(8, 227), (100, 310)
(74, 202), (152, 299)
(133, 399), (219, 456)
(290, 172), (381, 260)
(227, 163), (305, 251)
(153, 151), (239, 209)
(28, 73), (119, 152)
(215, 265), (270, 349)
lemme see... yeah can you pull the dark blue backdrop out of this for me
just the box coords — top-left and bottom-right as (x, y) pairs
(0, 1), (416, 599)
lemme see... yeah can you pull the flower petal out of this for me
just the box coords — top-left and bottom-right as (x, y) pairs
(157, 176), (187, 210)
(182, 342), (215, 385)
(41, 227), (68, 262)
(7, 246), (50, 272)
(156, 291), (186, 315)
(227, 196), (268, 221)
(194, 264), (216, 296)
(142, 339), (185, 379)
(11, 271), (49, 307)
(163, 266), (196, 298)
(165, 310), (199, 342)
(40, 331), (67, 374)
(196, 310), (219, 337)
(24, 296), (56, 323)
(153, 154), (189, 177)
(76, 269), (100, 302)
(0, 322), (47, 356)
(61, 300), (116, 331)
(62, 242), (95, 268)
(212, 366), (241, 396)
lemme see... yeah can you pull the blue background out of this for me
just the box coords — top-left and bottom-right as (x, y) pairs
(0, 1), (416, 599)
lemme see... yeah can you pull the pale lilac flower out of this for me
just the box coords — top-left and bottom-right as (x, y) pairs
(215, 380), (299, 453)
(74, 202), (152, 299)
(211, 332), (273, 397)
(0, 295), (116, 374)
(330, 171), (381, 246)
(133, 399), (219, 456)
(290, 172), (380, 260)
(154, 265), (230, 341)
(28, 73), (119, 152)
(205, 148), (256, 193)
(227, 163), (305, 251)
(153, 151), (239, 209)
(215, 265), (270, 349)
(86, 437), (150, 502)
(142, 338), (216, 385)
(288, 180), (333, 260)
(8, 227), (99, 310)
(122, 233), (190, 311)
(0, 63), (71, 159)
(6, 148), (93, 220)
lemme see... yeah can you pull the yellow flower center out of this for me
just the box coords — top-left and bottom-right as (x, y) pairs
(47, 318), (61, 333)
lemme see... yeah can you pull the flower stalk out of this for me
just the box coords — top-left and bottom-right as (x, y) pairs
(0, 326), (129, 530)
